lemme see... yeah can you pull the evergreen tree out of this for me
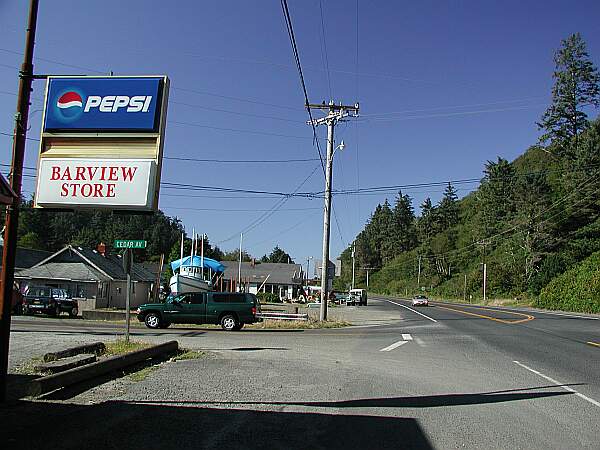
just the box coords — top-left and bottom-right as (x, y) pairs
(437, 182), (459, 230)
(418, 197), (436, 243)
(263, 245), (294, 263)
(538, 33), (600, 155)
(392, 190), (417, 252)
(477, 157), (516, 238)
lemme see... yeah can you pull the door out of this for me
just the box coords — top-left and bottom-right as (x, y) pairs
(162, 294), (187, 323)
(183, 292), (206, 323)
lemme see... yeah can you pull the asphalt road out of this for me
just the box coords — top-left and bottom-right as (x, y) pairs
(3, 297), (599, 449)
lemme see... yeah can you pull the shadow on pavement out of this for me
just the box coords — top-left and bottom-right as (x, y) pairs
(1, 400), (433, 450)
(134, 386), (573, 409)
(229, 347), (289, 351)
(5, 374), (37, 402)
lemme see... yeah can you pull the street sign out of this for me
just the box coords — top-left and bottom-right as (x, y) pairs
(114, 240), (147, 249)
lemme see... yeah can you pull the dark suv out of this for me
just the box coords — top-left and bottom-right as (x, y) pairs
(23, 286), (78, 317)
(137, 291), (261, 331)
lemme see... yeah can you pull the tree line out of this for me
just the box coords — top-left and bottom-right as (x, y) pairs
(337, 33), (600, 304)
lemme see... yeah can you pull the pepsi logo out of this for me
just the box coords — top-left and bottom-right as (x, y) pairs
(55, 90), (84, 121)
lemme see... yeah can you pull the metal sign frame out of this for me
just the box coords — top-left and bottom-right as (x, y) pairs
(34, 75), (169, 212)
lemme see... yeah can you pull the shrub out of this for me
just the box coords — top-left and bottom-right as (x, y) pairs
(256, 292), (281, 303)
(536, 251), (600, 313)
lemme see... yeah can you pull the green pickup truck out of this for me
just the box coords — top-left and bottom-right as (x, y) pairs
(136, 291), (261, 331)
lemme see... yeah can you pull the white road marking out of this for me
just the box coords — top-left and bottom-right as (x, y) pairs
(402, 333), (413, 340)
(383, 299), (438, 322)
(380, 340), (408, 352)
(513, 360), (600, 409)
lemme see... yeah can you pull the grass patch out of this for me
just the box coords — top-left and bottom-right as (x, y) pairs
(14, 356), (44, 376)
(248, 318), (350, 329)
(171, 349), (207, 361)
(105, 339), (151, 356)
(128, 365), (158, 382)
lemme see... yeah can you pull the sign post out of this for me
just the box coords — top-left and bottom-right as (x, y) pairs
(117, 241), (146, 342)
(122, 247), (133, 343)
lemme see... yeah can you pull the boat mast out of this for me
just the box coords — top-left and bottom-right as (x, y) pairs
(179, 232), (184, 261)
(201, 233), (205, 269)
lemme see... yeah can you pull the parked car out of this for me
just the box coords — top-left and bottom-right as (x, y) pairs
(349, 288), (368, 306)
(136, 291), (261, 331)
(332, 291), (349, 305)
(22, 286), (79, 317)
(412, 295), (429, 307)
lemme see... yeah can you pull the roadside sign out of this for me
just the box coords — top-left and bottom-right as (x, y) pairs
(114, 240), (147, 249)
(43, 77), (163, 132)
(34, 75), (169, 212)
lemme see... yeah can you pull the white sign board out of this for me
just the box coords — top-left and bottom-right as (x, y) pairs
(35, 158), (156, 209)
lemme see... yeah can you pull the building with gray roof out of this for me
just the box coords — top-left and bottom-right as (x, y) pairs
(16, 245), (156, 309)
(221, 261), (304, 300)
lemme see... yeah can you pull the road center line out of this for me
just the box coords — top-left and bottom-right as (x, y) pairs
(383, 299), (438, 322)
(436, 304), (534, 324)
(513, 360), (600, 409)
(402, 333), (413, 340)
(380, 340), (408, 352)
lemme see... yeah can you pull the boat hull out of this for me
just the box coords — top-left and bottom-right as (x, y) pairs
(169, 274), (211, 295)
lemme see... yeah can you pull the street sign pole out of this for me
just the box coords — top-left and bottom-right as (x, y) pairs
(122, 248), (133, 343)
(126, 261), (131, 343)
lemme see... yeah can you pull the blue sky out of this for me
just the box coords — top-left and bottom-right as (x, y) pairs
(1, 0), (599, 263)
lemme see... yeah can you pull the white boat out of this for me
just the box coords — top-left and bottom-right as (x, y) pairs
(169, 231), (225, 295)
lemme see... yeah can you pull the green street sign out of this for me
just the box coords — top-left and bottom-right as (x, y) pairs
(114, 240), (147, 249)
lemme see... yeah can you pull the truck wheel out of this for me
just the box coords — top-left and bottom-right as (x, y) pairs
(221, 314), (238, 331)
(69, 307), (78, 318)
(144, 312), (161, 329)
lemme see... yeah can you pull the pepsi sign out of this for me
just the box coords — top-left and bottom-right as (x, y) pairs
(43, 77), (165, 132)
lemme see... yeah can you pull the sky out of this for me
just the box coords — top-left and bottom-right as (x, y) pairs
(0, 0), (599, 265)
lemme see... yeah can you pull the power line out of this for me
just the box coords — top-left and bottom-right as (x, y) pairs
(0, 47), (105, 74)
(161, 206), (321, 212)
(160, 181), (316, 198)
(164, 156), (319, 164)
(169, 100), (303, 124)
(170, 86), (303, 111)
(245, 210), (321, 248)
(356, 104), (545, 123)
(280, 0), (327, 177)
(168, 120), (311, 139)
(217, 164), (321, 245)
(318, 0), (333, 99)
(360, 97), (547, 118)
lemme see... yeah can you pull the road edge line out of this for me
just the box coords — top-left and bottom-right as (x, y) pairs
(513, 360), (600, 409)
(382, 299), (438, 323)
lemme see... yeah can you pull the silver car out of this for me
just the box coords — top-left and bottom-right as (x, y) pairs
(412, 295), (429, 306)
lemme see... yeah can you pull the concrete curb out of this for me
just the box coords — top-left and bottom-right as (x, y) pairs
(82, 310), (128, 321)
(29, 340), (179, 397)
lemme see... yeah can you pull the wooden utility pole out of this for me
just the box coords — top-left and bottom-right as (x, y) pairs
(0, 0), (39, 403)
(307, 101), (359, 321)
